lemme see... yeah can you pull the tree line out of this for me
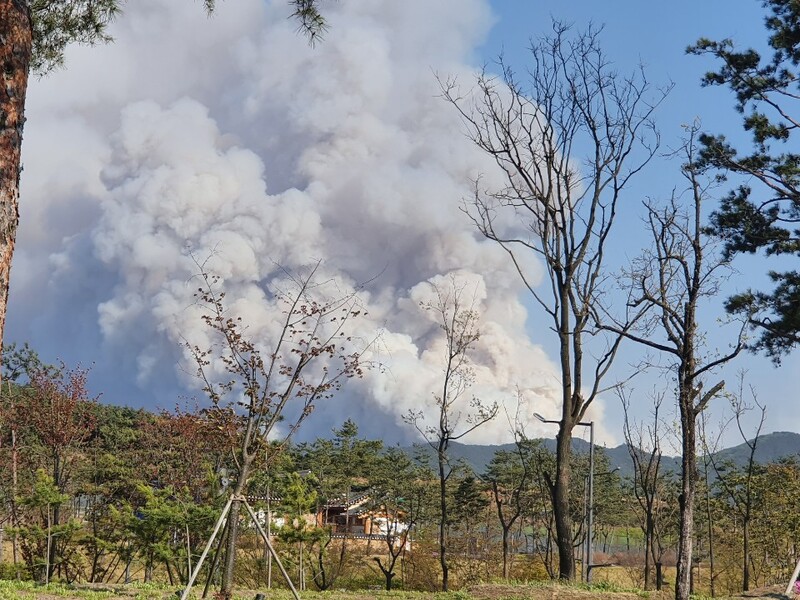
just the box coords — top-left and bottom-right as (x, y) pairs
(0, 346), (798, 596)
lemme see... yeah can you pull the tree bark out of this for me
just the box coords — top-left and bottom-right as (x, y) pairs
(220, 456), (252, 599)
(220, 498), (242, 598)
(742, 517), (750, 591)
(644, 502), (655, 589)
(501, 531), (509, 579)
(552, 279), (578, 582)
(553, 425), (575, 580)
(49, 452), (62, 580)
(0, 0), (32, 364)
(438, 441), (449, 591)
(675, 384), (696, 600)
(704, 458), (715, 597)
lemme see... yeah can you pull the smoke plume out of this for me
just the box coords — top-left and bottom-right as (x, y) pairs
(11, 0), (612, 443)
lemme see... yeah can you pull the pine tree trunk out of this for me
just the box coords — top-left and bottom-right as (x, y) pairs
(0, 0), (32, 362)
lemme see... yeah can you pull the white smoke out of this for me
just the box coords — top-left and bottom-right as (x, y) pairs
(12, 0), (615, 444)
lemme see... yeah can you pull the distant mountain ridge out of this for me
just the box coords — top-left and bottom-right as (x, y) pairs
(404, 431), (800, 479)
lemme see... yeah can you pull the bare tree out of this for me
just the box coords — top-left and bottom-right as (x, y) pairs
(405, 276), (498, 591)
(698, 409), (723, 597)
(707, 371), (766, 592)
(620, 388), (667, 590)
(442, 22), (665, 580)
(188, 261), (368, 599)
(608, 125), (747, 600)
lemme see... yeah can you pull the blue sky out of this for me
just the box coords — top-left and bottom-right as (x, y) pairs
(482, 0), (765, 159)
(8, 0), (797, 449)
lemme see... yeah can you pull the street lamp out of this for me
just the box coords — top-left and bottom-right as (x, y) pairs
(534, 413), (594, 582)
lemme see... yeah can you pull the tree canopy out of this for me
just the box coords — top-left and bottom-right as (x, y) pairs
(30, 0), (327, 74)
(689, 0), (800, 361)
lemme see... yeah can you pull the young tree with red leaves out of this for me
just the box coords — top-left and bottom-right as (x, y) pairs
(21, 364), (97, 580)
(138, 405), (233, 499)
(188, 262), (368, 599)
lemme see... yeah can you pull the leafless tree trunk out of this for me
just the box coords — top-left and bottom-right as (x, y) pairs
(405, 275), (498, 591)
(607, 125), (747, 600)
(442, 22), (665, 580)
(373, 510), (414, 591)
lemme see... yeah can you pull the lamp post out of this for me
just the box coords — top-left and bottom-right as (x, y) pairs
(534, 413), (594, 582)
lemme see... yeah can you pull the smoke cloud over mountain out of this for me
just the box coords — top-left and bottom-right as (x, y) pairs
(11, 0), (612, 443)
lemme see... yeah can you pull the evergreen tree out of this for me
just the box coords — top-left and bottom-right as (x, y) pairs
(369, 447), (421, 591)
(689, 0), (800, 360)
(17, 469), (68, 583)
(484, 447), (534, 579)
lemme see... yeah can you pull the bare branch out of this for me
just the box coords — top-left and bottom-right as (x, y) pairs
(442, 22), (667, 581)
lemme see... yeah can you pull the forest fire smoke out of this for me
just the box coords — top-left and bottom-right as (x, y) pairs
(11, 0), (611, 443)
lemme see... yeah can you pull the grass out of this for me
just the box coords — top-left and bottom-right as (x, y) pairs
(0, 580), (175, 600)
(0, 580), (490, 600)
(0, 578), (776, 600)
(0, 579), (113, 599)
(0, 580), (650, 600)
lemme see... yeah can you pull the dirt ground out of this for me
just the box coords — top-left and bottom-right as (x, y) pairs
(736, 584), (794, 599)
(468, 583), (673, 600)
(481, 585), (795, 600)
(469, 583), (791, 600)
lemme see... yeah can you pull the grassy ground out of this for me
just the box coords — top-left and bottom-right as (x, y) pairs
(0, 580), (791, 600)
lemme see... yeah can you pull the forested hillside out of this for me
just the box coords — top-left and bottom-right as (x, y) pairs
(421, 432), (800, 479)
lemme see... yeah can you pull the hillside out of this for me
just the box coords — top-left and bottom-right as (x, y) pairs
(408, 431), (800, 478)
(712, 430), (800, 466)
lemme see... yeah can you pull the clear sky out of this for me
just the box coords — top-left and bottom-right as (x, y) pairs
(8, 0), (797, 450)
